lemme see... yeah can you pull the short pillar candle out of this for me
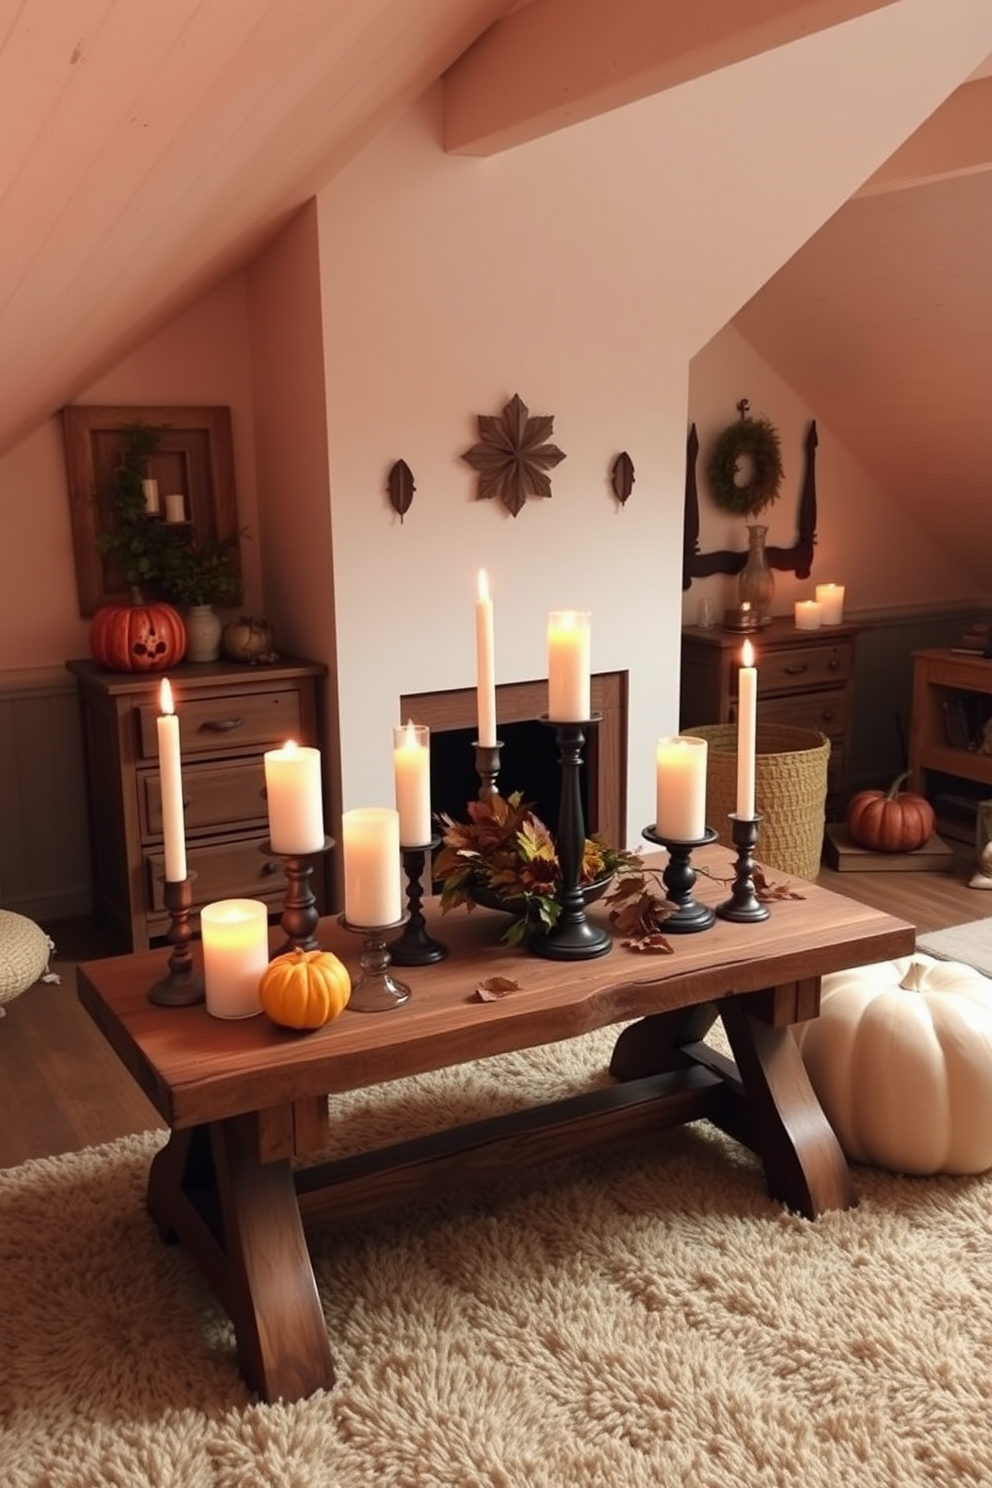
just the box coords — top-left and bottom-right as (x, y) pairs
(200, 898), (268, 1019)
(815, 583), (845, 625)
(794, 600), (822, 631)
(263, 740), (325, 854)
(342, 807), (402, 927)
(393, 723), (431, 846)
(655, 735), (708, 841)
(547, 610), (591, 721)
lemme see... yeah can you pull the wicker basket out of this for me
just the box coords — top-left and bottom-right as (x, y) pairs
(681, 723), (831, 881)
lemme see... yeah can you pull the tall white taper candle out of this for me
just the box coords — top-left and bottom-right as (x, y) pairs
(156, 678), (187, 882)
(475, 569), (497, 747)
(736, 639), (757, 820)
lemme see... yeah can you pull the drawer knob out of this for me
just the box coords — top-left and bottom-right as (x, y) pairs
(784, 663), (809, 676)
(200, 716), (246, 733)
(261, 858), (280, 876)
(828, 658), (839, 671)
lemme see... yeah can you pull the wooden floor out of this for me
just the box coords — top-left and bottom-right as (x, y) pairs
(2, 851), (990, 1172)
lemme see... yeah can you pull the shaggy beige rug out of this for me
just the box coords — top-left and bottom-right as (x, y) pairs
(3, 1023), (992, 1487)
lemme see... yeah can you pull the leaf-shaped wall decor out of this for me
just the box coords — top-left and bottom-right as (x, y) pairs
(461, 393), (565, 518)
(611, 451), (635, 506)
(387, 459), (415, 522)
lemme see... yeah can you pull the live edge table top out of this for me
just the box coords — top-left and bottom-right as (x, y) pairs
(76, 846), (914, 1138)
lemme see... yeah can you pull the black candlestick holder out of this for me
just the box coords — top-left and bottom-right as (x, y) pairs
(530, 716), (612, 961)
(148, 873), (205, 1006)
(641, 825), (718, 932)
(474, 740), (503, 801)
(260, 836), (335, 956)
(390, 834), (447, 965)
(715, 814), (771, 923)
(339, 914), (412, 1011)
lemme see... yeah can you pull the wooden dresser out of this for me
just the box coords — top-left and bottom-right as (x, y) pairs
(67, 656), (327, 951)
(680, 617), (860, 818)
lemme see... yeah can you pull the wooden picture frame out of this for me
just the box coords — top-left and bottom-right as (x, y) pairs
(61, 404), (239, 616)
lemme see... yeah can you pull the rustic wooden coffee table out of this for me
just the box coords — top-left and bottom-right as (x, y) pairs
(76, 847), (913, 1404)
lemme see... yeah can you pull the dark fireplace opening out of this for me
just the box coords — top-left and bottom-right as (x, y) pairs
(430, 718), (593, 838)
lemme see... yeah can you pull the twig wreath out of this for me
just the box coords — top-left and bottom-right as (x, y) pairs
(707, 398), (784, 519)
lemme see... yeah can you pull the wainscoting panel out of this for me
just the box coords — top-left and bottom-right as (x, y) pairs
(0, 668), (92, 923)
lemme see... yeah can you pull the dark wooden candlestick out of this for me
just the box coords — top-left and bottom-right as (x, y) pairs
(261, 836), (334, 956)
(641, 824), (718, 932)
(531, 716), (612, 961)
(148, 873), (205, 1006)
(390, 835), (447, 965)
(716, 814), (770, 923)
(473, 740), (503, 802)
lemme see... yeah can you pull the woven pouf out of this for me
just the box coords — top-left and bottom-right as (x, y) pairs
(0, 910), (54, 1008)
(681, 722), (830, 881)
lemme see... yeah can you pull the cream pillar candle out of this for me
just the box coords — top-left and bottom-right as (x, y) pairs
(475, 569), (497, 747)
(815, 583), (845, 626)
(342, 807), (402, 927)
(263, 740), (325, 853)
(736, 639), (757, 820)
(156, 677), (187, 882)
(547, 610), (591, 721)
(200, 898), (268, 1019)
(163, 492), (186, 523)
(393, 723), (431, 846)
(655, 735), (708, 841)
(142, 477), (160, 515)
(794, 600), (822, 630)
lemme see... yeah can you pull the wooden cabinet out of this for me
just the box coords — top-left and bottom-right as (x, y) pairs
(680, 617), (860, 818)
(908, 647), (992, 842)
(67, 656), (327, 950)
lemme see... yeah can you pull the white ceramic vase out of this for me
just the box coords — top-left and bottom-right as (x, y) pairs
(184, 604), (223, 663)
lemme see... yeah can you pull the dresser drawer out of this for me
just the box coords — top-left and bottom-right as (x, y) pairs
(136, 686), (302, 760)
(145, 832), (286, 913)
(757, 688), (848, 740)
(139, 758), (268, 841)
(755, 641), (854, 697)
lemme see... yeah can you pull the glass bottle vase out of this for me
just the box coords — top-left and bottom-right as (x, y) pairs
(738, 523), (774, 626)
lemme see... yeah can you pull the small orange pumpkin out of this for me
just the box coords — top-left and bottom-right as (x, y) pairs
(846, 771), (935, 853)
(258, 948), (351, 1030)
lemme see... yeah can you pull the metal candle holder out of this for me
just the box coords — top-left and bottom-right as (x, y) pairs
(390, 834), (447, 965)
(715, 814), (771, 923)
(260, 836), (335, 956)
(148, 873), (205, 1006)
(531, 715), (612, 961)
(474, 740), (503, 802)
(640, 825), (718, 932)
(339, 914), (412, 1011)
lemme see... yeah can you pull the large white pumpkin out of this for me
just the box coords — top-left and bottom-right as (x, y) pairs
(795, 953), (992, 1175)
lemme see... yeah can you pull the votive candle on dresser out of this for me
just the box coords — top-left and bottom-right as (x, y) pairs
(794, 600), (822, 631)
(655, 735), (708, 841)
(815, 583), (845, 626)
(393, 722), (431, 846)
(342, 807), (402, 927)
(263, 740), (325, 854)
(200, 898), (268, 1019)
(547, 610), (591, 721)
(156, 678), (187, 882)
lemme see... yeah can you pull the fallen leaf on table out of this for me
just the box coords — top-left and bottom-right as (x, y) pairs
(754, 868), (806, 902)
(621, 934), (674, 954)
(474, 976), (520, 1001)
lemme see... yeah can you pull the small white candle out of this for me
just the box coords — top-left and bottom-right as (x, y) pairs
(342, 807), (402, 927)
(547, 610), (591, 721)
(156, 678), (187, 882)
(736, 639), (758, 820)
(475, 570), (497, 747)
(142, 478), (160, 515)
(815, 583), (845, 626)
(200, 898), (268, 1019)
(794, 600), (822, 631)
(164, 492), (186, 523)
(655, 735), (708, 841)
(263, 740), (325, 854)
(394, 722), (431, 846)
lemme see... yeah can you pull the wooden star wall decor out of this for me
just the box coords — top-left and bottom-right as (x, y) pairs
(461, 393), (566, 518)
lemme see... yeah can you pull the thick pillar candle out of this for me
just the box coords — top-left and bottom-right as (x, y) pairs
(156, 677), (187, 882)
(794, 600), (822, 630)
(655, 735), (708, 841)
(475, 570), (497, 747)
(263, 740), (325, 854)
(200, 898), (268, 1019)
(142, 477), (160, 515)
(547, 610), (591, 721)
(736, 639), (758, 820)
(815, 583), (845, 625)
(393, 722), (431, 846)
(342, 807), (402, 927)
